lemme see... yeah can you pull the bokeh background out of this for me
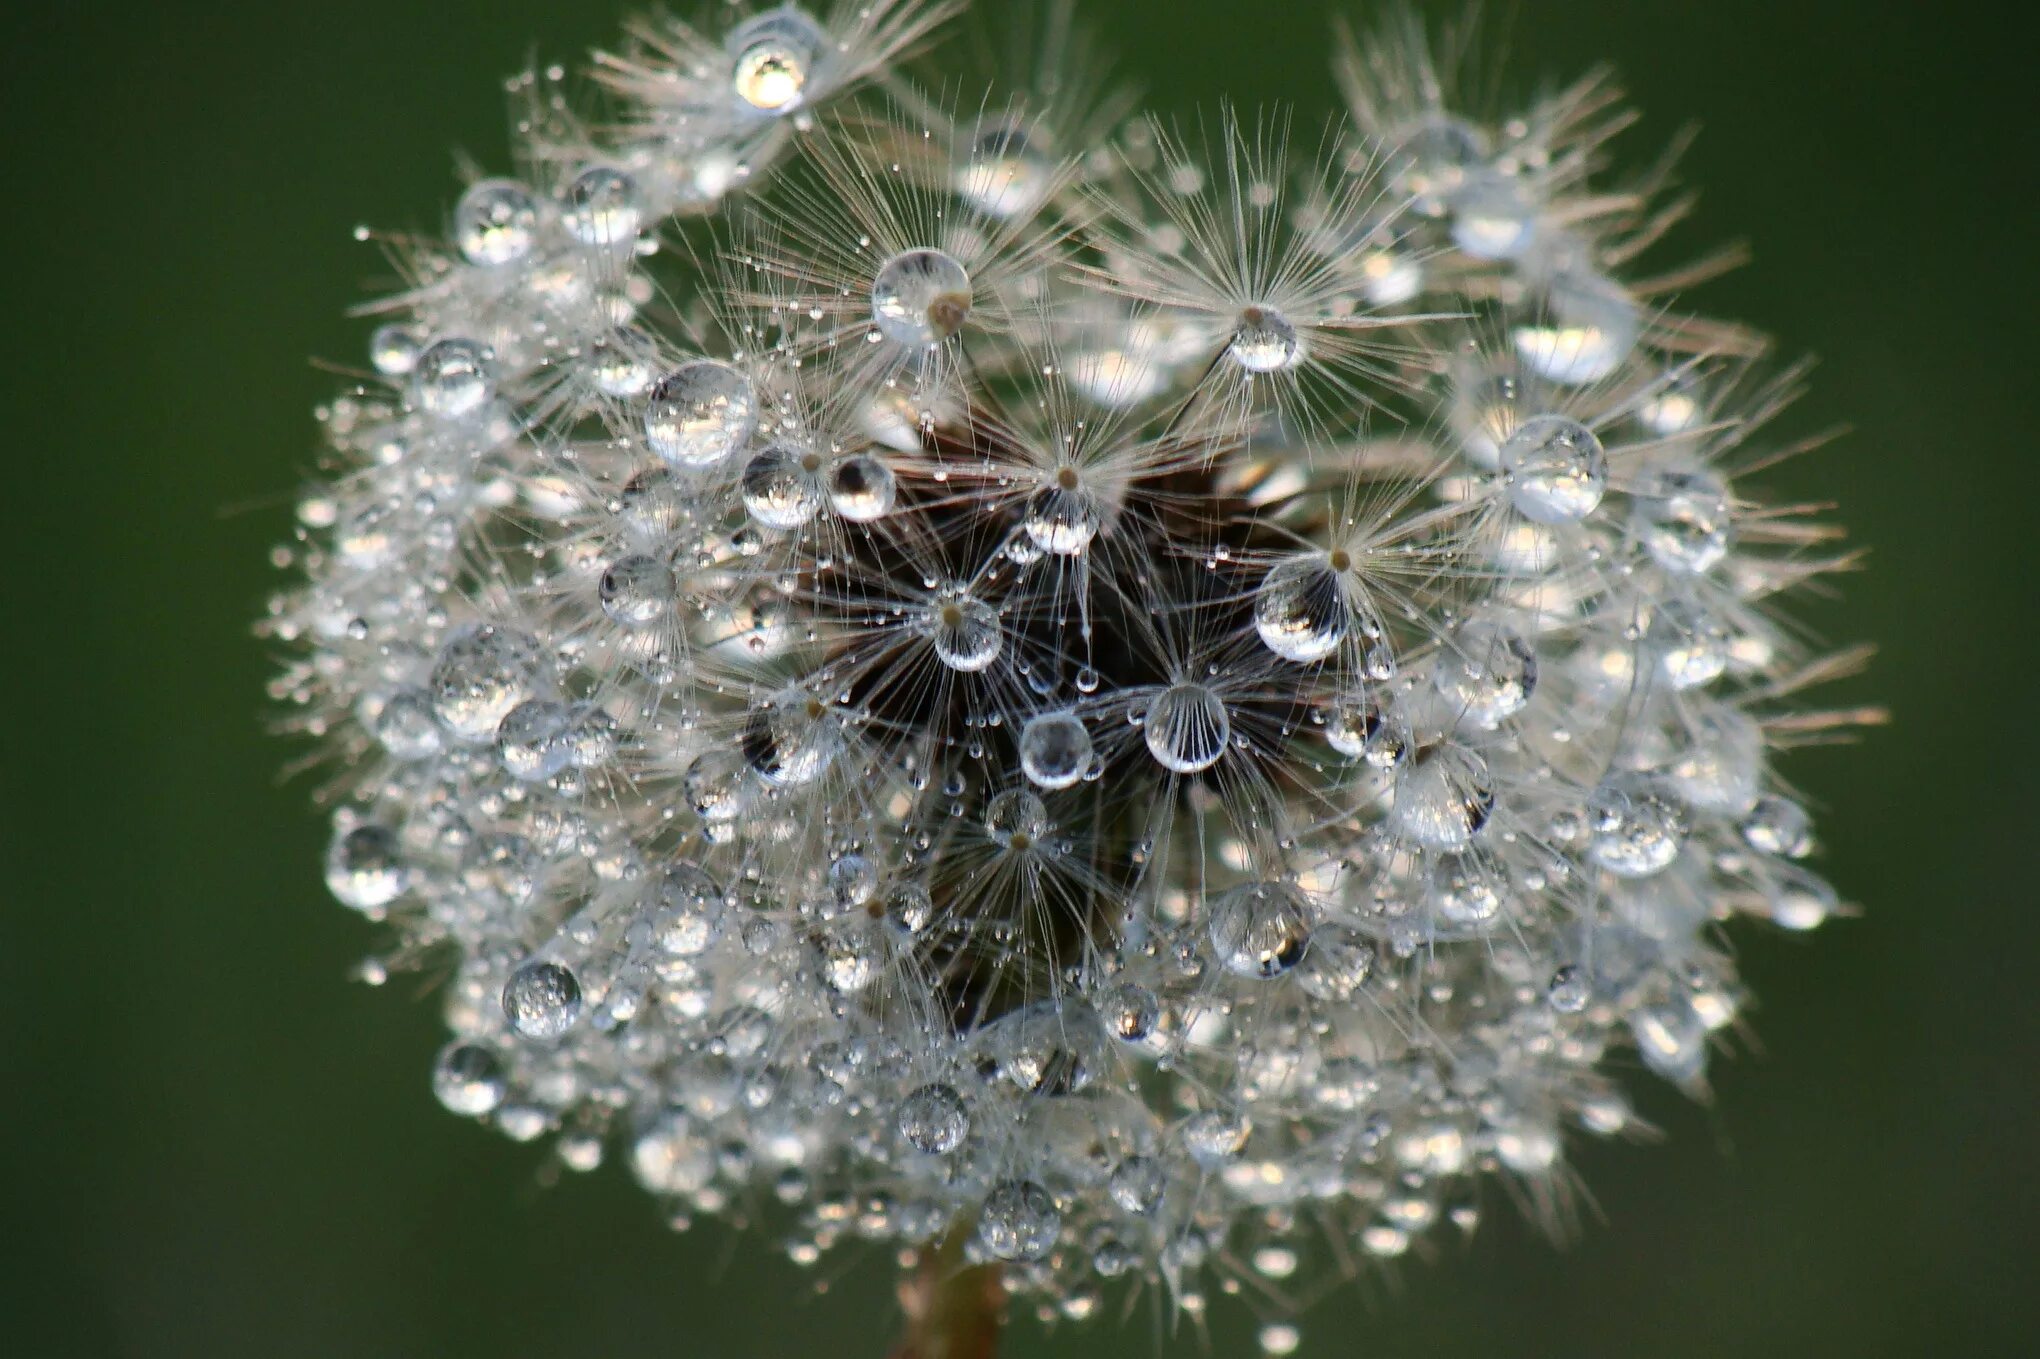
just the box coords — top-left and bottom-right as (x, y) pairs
(4, 1), (2033, 1355)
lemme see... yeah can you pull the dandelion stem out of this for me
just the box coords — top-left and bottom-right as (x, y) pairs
(888, 1232), (1005, 1359)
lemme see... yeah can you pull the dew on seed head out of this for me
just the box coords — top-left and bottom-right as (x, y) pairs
(1433, 620), (1537, 728)
(411, 338), (495, 421)
(502, 960), (582, 1040)
(432, 1042), (507, 1117)
(1500, 414), (1607, 524)
(430, 624), (548, 743)
(826, 452), (896, 521)
(741, 442), (823, 530)
(729, 9), (824, 113)
(1019, 711), (1092, 790)
(1391, 746), (1496, 850)
(326, 824), (408, 911)
(872, 248), (973, 349)
(645, 359), (757, 468)
(1586, 776), (1686, 878)
(925, 590), (1002, 672)
(1229, 305), (1302, 373)
(1144, 682), (1230, 775)
(897, 1082), (970, 1154)
(455, 178), (541, 267)
(563, 166), (640, 247)
(1207, 882), (1312, 980)
(1255, 555), (1360, 663)
(599, 553), (673, 627)
(979, 1179), (1060, 1261)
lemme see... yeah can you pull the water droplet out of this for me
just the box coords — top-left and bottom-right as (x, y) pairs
(1630, 999), (1706, 1085)
(1448, 169), (1537, 260)
(369, 324), (422, 376)
(1766, 864), (1837, 930)
(496, 699), (572, 782)
(650, 863), (724, 956)
(984, 788), (1050, 850)
(1144, 682), (1230, 774)
(1207, 881), (1312, 980)
(955, 120), (1055, 219)
(1391, 746), (1496, 850)
(373, 687), (443, 760)
(1515, 267), (1640, 385)
(1547, 964), (1590, 1013)
(1430, 851), (1506, 927)
(1019, 712), (1092, 790)
(411, 338), (495, 421)
(1258, 1323), (1302, 1356)
(1182, 1109), (1250, 1167)
(1255, 555), (1361, 663)
(1586, 776), (1686, 877)
(1500, 414), (1606, 523)
(1741, 795), (1812, 858)
(979, 1179), (1060, 1261)
(325, 824), (407, 911)
(826, 452), (896, 520)
(1323, 692), (1408, 768)
(871, 248), (973, 348)
(897, 1083), (969, 1154)
(1109, 1155), (1166, 1215)
(924, 590), (1002, 672)
(502, 960), (582, 1040)
(1229, 305), (1302, 372)
(1433, 621), (1537, 727)
(742, 688), (843, 788)
(1647, 597), (1730, 689)
(817, 916), (887, 992)
(430, 624), (548, 742)
(1023, 475), (1102, 556)
(1632, 465), (1733, 574)
(562, 166), (640, 247)
(599, 553), (673, 626)
(882, 882), (935, 936)
(432, 1042), (507, 1116)
(1097, 981), (1159, 1042)
(455, 179), (540, 266)
(729, 10), (822, 113)
(741, 441), (823, 529)
(645, 359), (757, 468)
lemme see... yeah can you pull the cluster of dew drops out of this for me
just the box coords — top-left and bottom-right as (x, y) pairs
(265, 2), (1871, 1347)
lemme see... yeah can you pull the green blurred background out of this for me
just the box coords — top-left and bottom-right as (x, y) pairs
(4, 1), (2033, 1355)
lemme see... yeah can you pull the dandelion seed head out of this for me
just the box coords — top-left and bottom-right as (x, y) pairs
(267, 1), (1875, 1343)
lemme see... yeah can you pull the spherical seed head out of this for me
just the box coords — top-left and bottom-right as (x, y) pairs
(273, 2), (1872, 1343)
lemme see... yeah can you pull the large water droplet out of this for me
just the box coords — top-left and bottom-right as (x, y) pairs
(455, 179), (540, 267)
(1391, 746), (1495, 850)
(1019, 712), (1092, 790)
(872, 248), (973, 349)
(326, 824), (407, 911)
(1255, 556), (1360, 663)
(411, 338), (495, 421)
(897, 1083), (969, 1154)
(502, 960), (582, 1039)
(646, 359), (757, 468)
(1144, 682), (1230, 774)
(924, 591), (1002, 672)
(1586, 775), (1685, 877)
(1500, 413), (1607, 524)
(1432, 621), (1537, 727)
(741, 441), (823, 529)
(1207, 881), (1312, 979)
(430, 624), (548, 743)
(979, 1180), (1060, 1261)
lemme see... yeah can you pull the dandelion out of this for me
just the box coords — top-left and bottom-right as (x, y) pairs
(266, 3), (1878, 1352)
